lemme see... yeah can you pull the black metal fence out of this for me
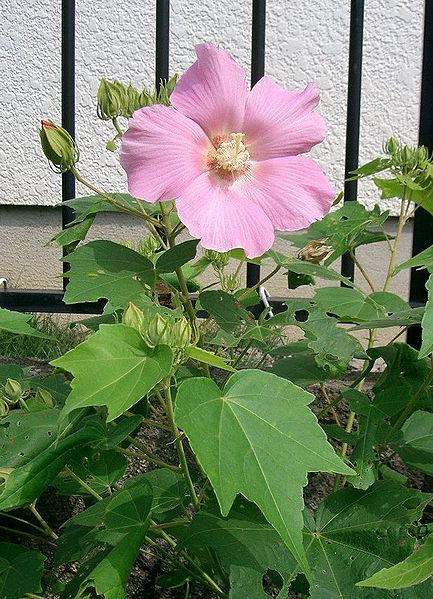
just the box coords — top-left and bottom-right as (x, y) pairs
(1, 0), (432, 344)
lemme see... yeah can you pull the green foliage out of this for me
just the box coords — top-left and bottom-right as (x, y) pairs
(199, 289), (251, 332)
(53, 324), (172, 421)
(0, 307), (52, 339)
(304, 482), (433, 598)
(175, 370), (352, 578)
(62, 240), (156, 307)
(0, 543), (46, 598)
(357, 535), (433, 590)
(393, 410), (433, 476)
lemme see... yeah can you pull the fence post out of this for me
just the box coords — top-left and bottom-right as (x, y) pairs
(407, 0), (433, 348)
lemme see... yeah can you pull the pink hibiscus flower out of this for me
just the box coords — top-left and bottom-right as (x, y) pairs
(120, 43), (335, 258)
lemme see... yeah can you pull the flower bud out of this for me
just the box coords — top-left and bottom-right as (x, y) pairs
(123, 302), (145, 333)
(3, 378), (22, 404)
(297, 239), (332, 263)
(171, 317), (192, 350)
(97, 78), (129, 120)
(222, 272), (240, 293)
(34, 388), (54, 408)
(144, 313), (172, 347)
(139, 235), (162, 257)
(205, 249), (230, 270)
(39, 120), (79, 173)
(0, 398), (9, 417)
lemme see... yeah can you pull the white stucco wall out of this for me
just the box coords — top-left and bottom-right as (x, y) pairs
(0, 1), (424, 211)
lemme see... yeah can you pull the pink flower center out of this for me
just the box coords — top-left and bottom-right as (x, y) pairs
(207, 133), (250, 177)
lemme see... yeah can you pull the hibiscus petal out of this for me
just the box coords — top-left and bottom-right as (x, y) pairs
(120, 104), (211, 202)
(176, 172), (274, 258)
(243, 78), (327, 161)
(170, 44), (248, 140)
(243, 156), (335, 230)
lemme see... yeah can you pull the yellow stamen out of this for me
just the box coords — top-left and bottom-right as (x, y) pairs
(214, 133), (250, 172)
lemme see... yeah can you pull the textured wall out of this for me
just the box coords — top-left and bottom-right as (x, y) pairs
(0, 0), (423, 212)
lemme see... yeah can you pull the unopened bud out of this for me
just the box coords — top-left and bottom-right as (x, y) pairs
(222, 273), (240, 293)
(144, 313), (172, 347)
(205, 249), (230, 270)
(3, 379), (22, 404)
(139, 235), (161, 257)
(123, 302), (145, 333)
(97, 78), (129, 120)
(39, 120), (79, 172)
(171, 317), (191, 350)
(0, 398), (9, 417)
(297, 239), (332, 264)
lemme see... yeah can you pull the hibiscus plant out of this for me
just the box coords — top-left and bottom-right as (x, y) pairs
(2, 44), (433, 598)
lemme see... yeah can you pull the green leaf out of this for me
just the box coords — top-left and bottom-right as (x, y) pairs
(175, 370), (353, 579)
(350, 307), (424, 330)
(396, 245), (433, 273)
(140, 468), (188, 516)
(357, 535), (433, 589)
(393, 411), (433, 476)
(0, 408), (60, 468)
(199, 290), (251, 333)
(269, 342), (329, 387)
(62, 240), (156, 307)
(0, 543), (46, 599)
(63, 193), (158, 219)
(58, 477), (153, 599)
(350, 157), (392, 178)
(313, 287), (385, 322)
(52, 213), (95, 247)
(283, 258), (355, 286)
(155, 240), (199, 272)
(374, 177), (433, 214)
(53, 324), (172, 421)
(53, 448), (127, 496)
(304, 482), (433, 598)
(368, 291), (410, 313)
(0, 412), (104, 510)
(0, 307), (52, 338)
(156, 570), (190, 589)
(187, 345), (236, 372)
(179, 497), (297, 598)
(419, 273), (433, 358)
(280, 203), (389, 264)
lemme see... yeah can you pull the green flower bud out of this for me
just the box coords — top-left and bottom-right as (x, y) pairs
(34, 388), (54, 408)
(139, 235), (162, 257)
(171, 317), (192, 350)
(39, 120), (79, 173)
(222, 272), (240, 293)
(205, 249), (230, 270)
(144, 313), (172, 347)
(0, 398), (9, 417)
(123, 302), (145, 333)
(3, 378), (22, 404)
(97, 78), (129, 120)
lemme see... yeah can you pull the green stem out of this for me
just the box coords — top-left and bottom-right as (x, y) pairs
(0, 512), (47, 535)
(382, 192), (411, 292)
(238, 265), (281, 301)
(151, 523), (226, 597)
(112, 117), (123, 137)
(0, 524), (56, 546)
(71, 167), (160, 227)
(164, 381), (200, 510)
(28, 502), (58, 540)
(63, 465), (104, 501)
(117, 443), (180, 473)
(350, 251), (375, 293)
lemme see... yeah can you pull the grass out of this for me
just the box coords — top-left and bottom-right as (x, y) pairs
(0, 314), (87, 361)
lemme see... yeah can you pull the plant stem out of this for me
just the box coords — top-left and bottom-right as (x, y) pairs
(237, 265), (281, 301)
(71, 167), (160, 227)
(0, 512), (47, 535)
(0, 524), (56, 546)
(382, 193), (411, 293)
(63, 465), (104, 501)
(28, 502), (58, 540)
(117, 443), (180, 473)
(164, 381), (200, 510)
(320, 383), (341, 425)
(350, 251), (375, 293)
(151, 523), (226, 596)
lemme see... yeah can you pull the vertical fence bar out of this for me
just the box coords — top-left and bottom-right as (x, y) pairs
(407, 0), (433, 348)
(341, 0), (364, 282)
(61, 0), (76, 288)
(247, 0), (266, 288)
(155, 0), (170, 90)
